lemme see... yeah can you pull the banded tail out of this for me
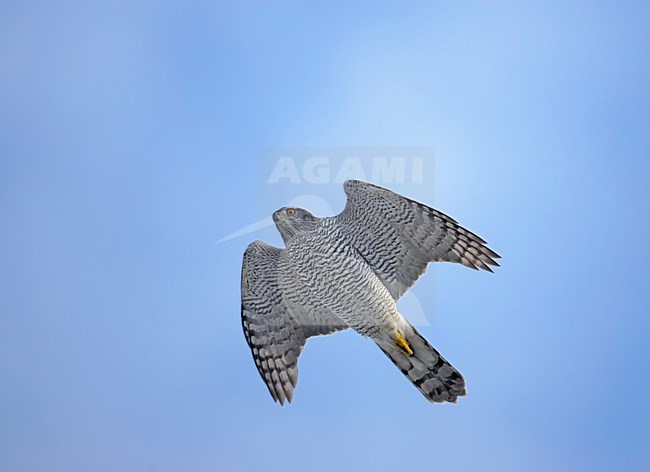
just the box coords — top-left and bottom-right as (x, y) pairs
(377, 321), (466, 403)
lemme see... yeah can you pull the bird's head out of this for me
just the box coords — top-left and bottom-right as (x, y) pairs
(272, 207), (318, 243)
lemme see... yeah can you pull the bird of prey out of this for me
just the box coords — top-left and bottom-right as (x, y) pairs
(241, 180), (500, 404)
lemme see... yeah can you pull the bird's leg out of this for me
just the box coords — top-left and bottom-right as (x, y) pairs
(395, 331), (414, 356)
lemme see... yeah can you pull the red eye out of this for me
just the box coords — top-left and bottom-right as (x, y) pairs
(286, 208), (296, 217)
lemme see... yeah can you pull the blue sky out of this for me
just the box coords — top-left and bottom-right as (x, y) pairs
(1, 1), (649, 471)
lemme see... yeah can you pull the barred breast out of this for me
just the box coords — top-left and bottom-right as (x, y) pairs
(282, 219), (399, 337)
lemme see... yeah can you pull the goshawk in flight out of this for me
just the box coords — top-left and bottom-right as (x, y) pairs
(241, 180), (500, 404)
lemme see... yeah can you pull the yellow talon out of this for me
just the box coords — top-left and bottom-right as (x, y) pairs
(396, 332), (414, 356)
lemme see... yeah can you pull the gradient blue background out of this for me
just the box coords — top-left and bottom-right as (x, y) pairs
(2, 2), (649, 471)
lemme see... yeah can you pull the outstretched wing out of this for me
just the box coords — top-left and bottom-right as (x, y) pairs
(336, 180), (500, 300)
(241, 241), (347, 405)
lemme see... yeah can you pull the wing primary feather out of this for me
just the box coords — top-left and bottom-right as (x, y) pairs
(241, 241), (347, 405)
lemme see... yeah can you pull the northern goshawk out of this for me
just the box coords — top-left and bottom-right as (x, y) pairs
(241, 180), (500, 404)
